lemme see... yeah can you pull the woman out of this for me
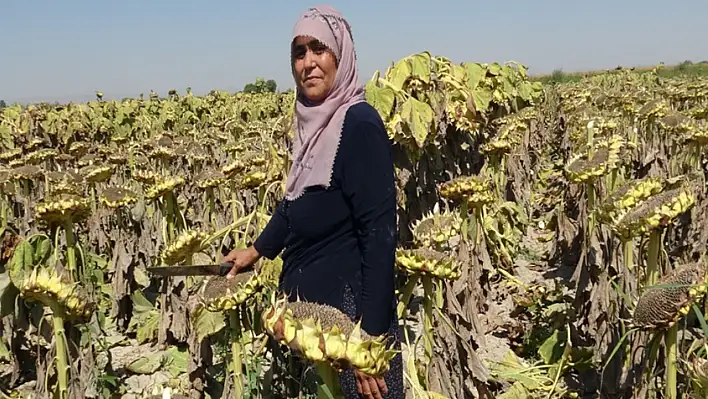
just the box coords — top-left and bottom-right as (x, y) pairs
(223, 5), (403, 399)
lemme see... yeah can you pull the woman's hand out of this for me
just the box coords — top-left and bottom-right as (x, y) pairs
(354, 369), (388, 399)
(222, 246), (261, 279)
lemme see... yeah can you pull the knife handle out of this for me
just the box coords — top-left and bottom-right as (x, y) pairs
(218, 262), (234, 276)
(218, 262), (255, 276)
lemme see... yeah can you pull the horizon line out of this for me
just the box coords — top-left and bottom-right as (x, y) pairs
(3, 59), (704, 106)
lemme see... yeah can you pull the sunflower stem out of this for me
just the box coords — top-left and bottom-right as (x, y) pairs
(116, 210), (124, 230)
(314, 361), (344, 399)
(165, 192), (177, 241)
(230, 181), (239, 224)
(586, 182), (596, 237)
(207, 187), (216, 227)
(229, 309), (244, 399)
(160, 199), (169, 249)
(22, 180), (30, 215)
(646, 230), (662, 286)
(397, 274), (420, 319)
(585, 119), (596, 238)
(51, 307), (69, 399)
(610, 169), (618, 192)
(63, 220), (77, 281)
(421, 275), (434, 385)
(90, 184), (97, 212)
(586, 121), (595, 158)
(665, 324), (678, 399)
(623, 240), (633, 272)
(473, 206), (483, 247)
(500, 157), (507, 199)
(0, 192), (6, 228)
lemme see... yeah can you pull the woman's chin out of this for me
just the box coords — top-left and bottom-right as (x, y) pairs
(303, 89), (327, 103)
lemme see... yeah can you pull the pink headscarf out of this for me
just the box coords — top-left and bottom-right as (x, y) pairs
(285, 5), (366, 200)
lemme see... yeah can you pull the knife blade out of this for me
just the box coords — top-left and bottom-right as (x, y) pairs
(146, 262), (253, 277)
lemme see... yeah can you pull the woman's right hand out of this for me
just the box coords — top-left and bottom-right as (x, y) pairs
(223, 246), (261, 279)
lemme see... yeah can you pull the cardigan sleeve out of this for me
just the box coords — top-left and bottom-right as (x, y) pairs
(339, 119), (397, 336)
(253, 199), (289, 259)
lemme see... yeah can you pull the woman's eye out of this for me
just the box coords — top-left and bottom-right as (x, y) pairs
(311, 44), (327, 54)
(292, 41), (327, 59)
(292, 46), (307, 58)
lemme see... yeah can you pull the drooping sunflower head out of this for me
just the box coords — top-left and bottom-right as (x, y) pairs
(612, 186), (695, 239)
(638, 99), (669, 121)
(395, 247), (461, 280)
(261, 294), (398, 376)
(144, 176), (185, 201)
(68, 141), (91, 158)
(658, 111), (695, 134)
(240, 168), (268, 189)
(132, 168), (159, 185)
(77, 153), (103, 167)
(160, 229), (208, 265)
(0, 148), (23, 163)
(221, 160), (246, 178)
(480, 120), (527, 156)
(632, 263), (707, 330)
(439, 175), (494, 207)
(25, 138), (46, 151)
(410, 209), (462, 249)
(564, 135), (624, 183)
(100, 187), (139, 209)
(196, 170), (227, 190)
(18, 267), (96, 321)
(199, 271), (262, 312)
(25, 148), (59, 165)
(10, 165), (43, 182)
(35, 194), (92, 225)
(598, 176), (664, 224)
(80, 164), (114, 184)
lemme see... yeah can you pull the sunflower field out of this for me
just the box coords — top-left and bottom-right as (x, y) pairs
(1, 52), (708, 399)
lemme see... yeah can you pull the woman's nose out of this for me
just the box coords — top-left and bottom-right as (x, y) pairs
(303, 50), (317, 67)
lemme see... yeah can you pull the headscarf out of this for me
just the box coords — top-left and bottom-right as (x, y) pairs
(285, 5), (366, 201)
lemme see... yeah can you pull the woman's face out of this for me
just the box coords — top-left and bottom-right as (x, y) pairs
(292, 35), (338, 103)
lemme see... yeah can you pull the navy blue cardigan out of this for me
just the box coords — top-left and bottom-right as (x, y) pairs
(253, 102), (397, 336)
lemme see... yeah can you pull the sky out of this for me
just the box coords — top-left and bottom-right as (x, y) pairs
(1, 0), (707, 104)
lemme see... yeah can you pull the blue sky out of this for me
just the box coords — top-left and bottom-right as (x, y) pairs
(1, 0), (706, 104)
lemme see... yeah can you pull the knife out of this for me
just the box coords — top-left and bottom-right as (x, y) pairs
(146, 262), (254, 277)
